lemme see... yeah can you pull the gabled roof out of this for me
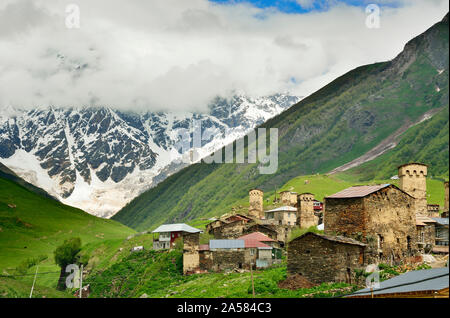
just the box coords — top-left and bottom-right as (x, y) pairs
(210, 240), (245, 249)
(265, 206), (297, 213)
(348, 267), (449, 297)
(326, 184), (413, 199)
(238, 232), (275, 243)
(243, 240), (272, 249)
(327, 184), (390, 198)
(152, 223), (202, 234)
(292, 231), (366, 246)
(224, 214), (252, 222)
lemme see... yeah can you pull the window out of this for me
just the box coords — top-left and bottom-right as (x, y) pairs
(407, 236), (412, 251)
(377, 234), (384, 249)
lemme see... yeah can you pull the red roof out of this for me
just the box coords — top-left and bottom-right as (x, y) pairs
(238, 232), (275, 242)
(199, 244), (210, 251)
(243, 240), (271, 249)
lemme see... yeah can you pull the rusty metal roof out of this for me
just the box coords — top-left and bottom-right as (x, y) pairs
(326, 184), (391, 199)
(293, 231), (366, 246)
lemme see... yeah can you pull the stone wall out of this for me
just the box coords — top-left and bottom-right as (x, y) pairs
(363, 186), (417, 260)
(211, 220), (246, 239)
(183, 232), (200, 274)
(249, 189), (264, 218)
(324, 186), (417, 262)
(287, 233), (365, 285)
(298, 193), (318, 228)
(416, 224), (435, 251)
(208, 249), (248, 271)
(243, 224), (278, 241)
(277, 191), (297, 206)
(324, 197), (365, 237)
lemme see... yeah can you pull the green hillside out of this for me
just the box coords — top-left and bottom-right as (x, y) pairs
(0, 175), (135, 291)
(85, 249), (354, 298)
(343, 106), (449, 181)
(113, 13), (449, 231)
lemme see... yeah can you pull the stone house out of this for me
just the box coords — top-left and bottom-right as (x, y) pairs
(205, 240), (250, 272)
(324, 184), (417, 262)
(238, 232), (282, 268)
(208, 219), (248, 239)
(287, 232), (366, 285)
(242, 223), (279, 242)
(265, 206), (297, 226)
(432, 217), (449, 253)
(415, 215), (436, 252)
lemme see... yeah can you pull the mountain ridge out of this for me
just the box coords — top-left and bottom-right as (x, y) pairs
(112, 12), (449, 230)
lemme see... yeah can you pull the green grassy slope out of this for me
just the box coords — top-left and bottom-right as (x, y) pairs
(85, 249), (354, 298)
(0, 176), (135, 281)
(0, 277), (72, 298)
(113, 14), (449, 231)
(0, 163), (56, 200)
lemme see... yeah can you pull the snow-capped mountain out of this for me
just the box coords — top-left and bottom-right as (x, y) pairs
(0, 94), (300, 217)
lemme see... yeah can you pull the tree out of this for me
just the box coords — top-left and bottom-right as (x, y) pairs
(54, 237), (82, 290)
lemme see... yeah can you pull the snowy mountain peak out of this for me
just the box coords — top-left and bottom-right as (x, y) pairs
(0, 94), (300, 217)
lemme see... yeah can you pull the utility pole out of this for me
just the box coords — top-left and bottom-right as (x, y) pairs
(29, 266), (39, 298)
(79, 264), (83, 299)
(250, 263), (255, 297)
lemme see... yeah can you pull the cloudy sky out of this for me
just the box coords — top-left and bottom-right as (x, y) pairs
(0, 0), (448, 113)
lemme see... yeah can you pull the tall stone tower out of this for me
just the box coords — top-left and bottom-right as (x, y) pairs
(444, 181), (449, 213)
(297, 193), (317, 228)
(249, 189), (264, 219)
(398, 163), (428, 215)
(280, 191), (297, 206)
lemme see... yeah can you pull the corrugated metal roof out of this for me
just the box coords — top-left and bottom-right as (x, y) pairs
(349, 267), (449, 297)
(432, 218), (449, 225)
(210, 240), (245, 249)
(152, 223), (202, 234)
(265, 206), (297, 213)
(326, 184), (391, 199)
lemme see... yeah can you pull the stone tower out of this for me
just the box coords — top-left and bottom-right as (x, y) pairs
(398, 163), (428, 215)
(444, 181), (449, 213)
(297, 193), (317, 228)
(280, 191), (297, 206)
(249, 189), (264, 219)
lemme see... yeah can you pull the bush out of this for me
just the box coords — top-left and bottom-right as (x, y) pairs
(249, 279), (278, 295)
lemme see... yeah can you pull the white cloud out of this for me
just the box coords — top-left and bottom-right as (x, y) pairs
(0, 0), (448, 113)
